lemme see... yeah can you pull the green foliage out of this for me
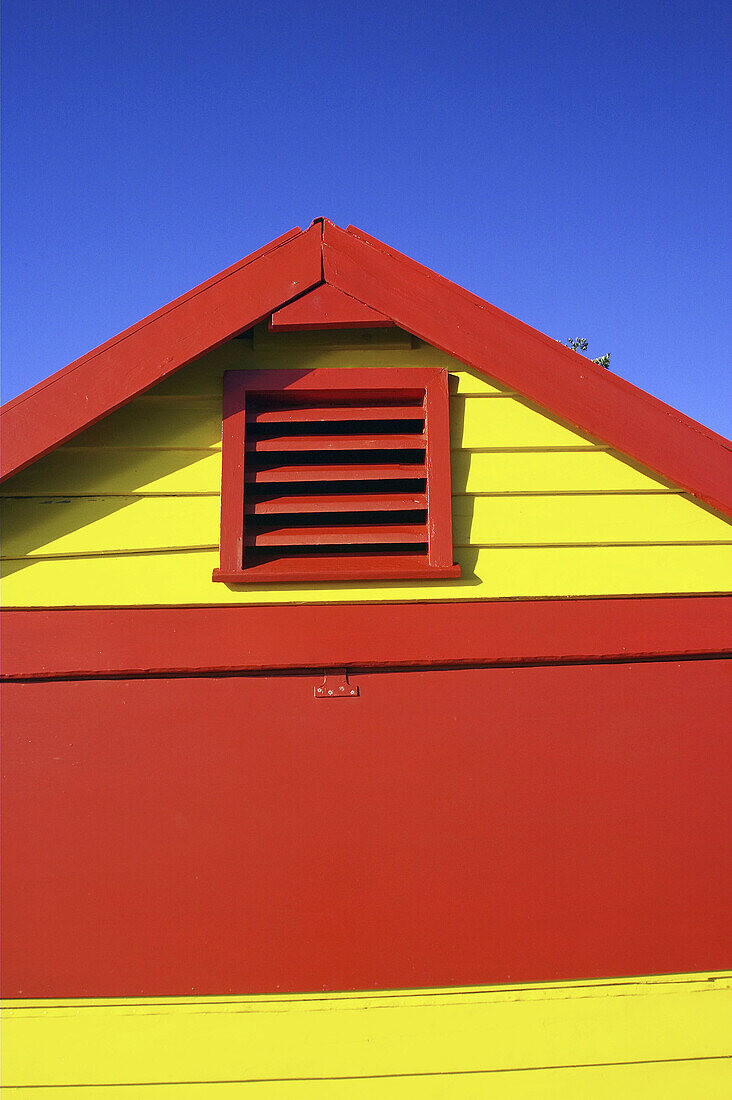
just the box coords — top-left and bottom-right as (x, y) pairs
(565, 338), (611, 369)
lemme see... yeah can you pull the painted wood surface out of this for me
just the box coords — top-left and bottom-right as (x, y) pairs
(1, 332), (730, 606)
(269, 282), (394, 329)
(4, 493), (729, 559)
(3, 598), (730, 680)
(3, 660), (730, 998)
(2, 973), (731, 1095)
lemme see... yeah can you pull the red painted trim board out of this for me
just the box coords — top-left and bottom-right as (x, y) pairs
(2, 596), (730, 680)
(269, 283), (394, 329)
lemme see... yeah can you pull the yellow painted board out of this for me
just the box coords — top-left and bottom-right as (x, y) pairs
(451, 449), (674, 494)
(450, 396), (596, 448)
(2, 974), (730, 1089)
(3, 544), (731, 606)
(453, 492), (732, 546)
(1, 496), (219, 558)
(69, 398), (224, 449)
(0, 448), (224, 498)
(4, 493), (730, 560)
(3, 1060), (732, 1098)
(1, 447), (674, 499)
(64, 396), (593, 452)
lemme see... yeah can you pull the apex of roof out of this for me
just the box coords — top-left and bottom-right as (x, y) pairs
(2, 219), (731, 518)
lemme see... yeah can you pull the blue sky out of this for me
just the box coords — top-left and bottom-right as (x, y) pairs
(3, 0), (730, 434)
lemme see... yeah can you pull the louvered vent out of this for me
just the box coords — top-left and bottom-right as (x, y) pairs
(214, 368), (460, 583)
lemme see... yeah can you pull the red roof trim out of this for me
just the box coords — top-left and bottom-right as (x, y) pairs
(269, 283), (394, 330)
(2, 218), (731, 519)
(323, 221), (732, 519)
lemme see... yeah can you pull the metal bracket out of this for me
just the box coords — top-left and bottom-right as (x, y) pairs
(314, 670), (359, 699)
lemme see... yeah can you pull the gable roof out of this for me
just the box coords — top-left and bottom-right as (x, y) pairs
(2, 218), (731, 519)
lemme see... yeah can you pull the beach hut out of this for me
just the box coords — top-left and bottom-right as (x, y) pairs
(2, 219), (730, 1095)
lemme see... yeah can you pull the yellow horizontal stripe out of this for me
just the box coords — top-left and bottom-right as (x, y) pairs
(3, 544), (731, 605)
(2, 973), (730, 1091)
(1, 447), (675, 499)
(3, 493), (729, 560)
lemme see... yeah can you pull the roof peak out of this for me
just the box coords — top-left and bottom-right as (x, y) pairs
(2, 221), (730, 519)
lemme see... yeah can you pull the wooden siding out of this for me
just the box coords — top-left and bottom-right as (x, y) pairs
(2, 329), (730, 607)
(2, 973), (731, 1096)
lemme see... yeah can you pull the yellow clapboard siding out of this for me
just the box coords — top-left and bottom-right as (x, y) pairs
(2, 973), (730, 1091)
(2, 341), (730, 606)
(1, 496), (218, 558)
(66, 395), (591, 452)
(150, 336), (506, 396)
(451, 449), (674, 494)
(3, 493), (729, 560)
(0, 449), (223, 498)
(70, 398), (224, 449)
(453, 493), (732, 546)
(3, 544), (731, 606)
(452, 397), (593, 447)
(1, 447), (671, 499)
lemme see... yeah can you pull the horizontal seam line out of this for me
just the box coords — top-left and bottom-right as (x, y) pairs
(4, 973), (730, 1007)
(5, 542), (732, 562)
(1, 491), (684, 499)
(8, 1054), (732, 1088)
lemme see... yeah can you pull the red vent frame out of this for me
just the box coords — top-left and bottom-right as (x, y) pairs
(213, 368), (460, 584)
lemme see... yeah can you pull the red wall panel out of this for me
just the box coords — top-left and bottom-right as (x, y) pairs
(2, 659), (730, 997)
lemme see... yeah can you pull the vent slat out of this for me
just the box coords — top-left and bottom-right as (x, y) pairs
(247, 525), (427, 547)
(246, 405), (425, 425)
(247, 434), (425, 453)
(246, 493), (427, 515)
(247, 464), (426, 483)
